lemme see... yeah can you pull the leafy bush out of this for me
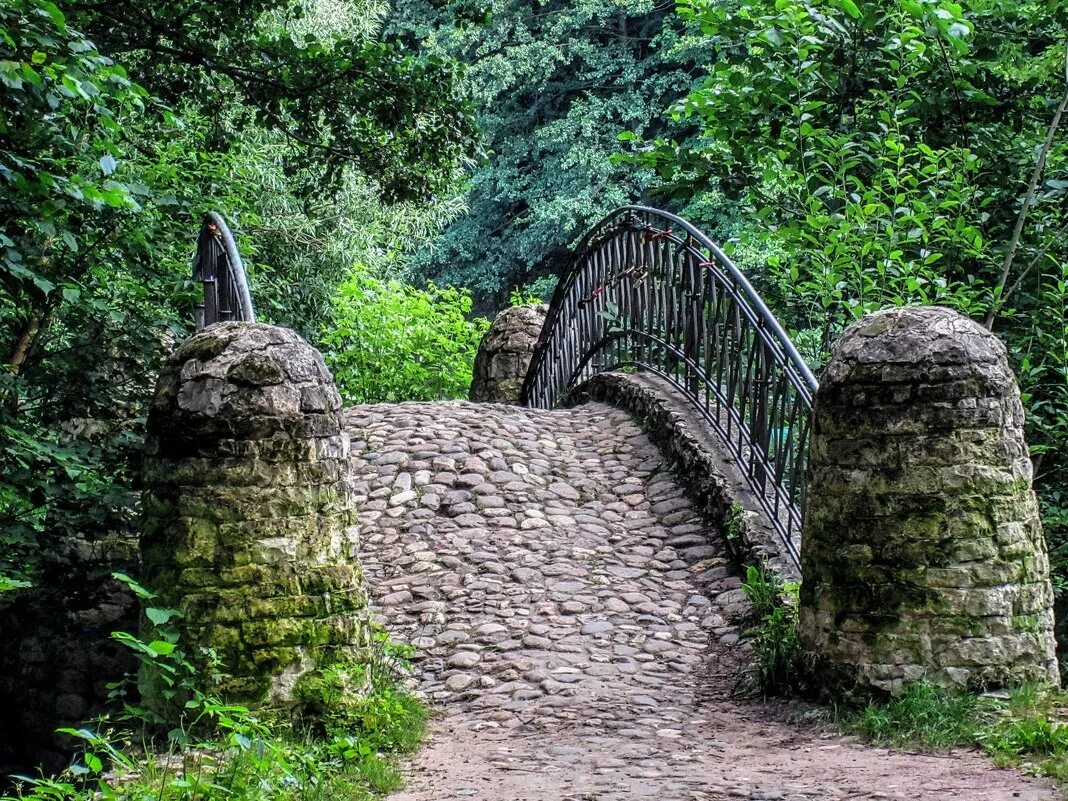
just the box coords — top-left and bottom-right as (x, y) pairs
(323, 269), (489, 405)
(3, 575), (426, 801)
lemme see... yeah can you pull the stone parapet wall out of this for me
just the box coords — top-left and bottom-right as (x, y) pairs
(142, 323), (368, 706)
(799, 307), (1058, 692)
(572, 371), (799, 580)
(0, 536), (138, 774)
(469, 305), (547, 404)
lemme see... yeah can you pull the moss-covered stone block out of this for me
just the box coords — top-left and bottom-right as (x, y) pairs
(799, 307), (1059, 694)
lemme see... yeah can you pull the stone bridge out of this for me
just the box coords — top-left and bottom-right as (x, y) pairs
(350, 399), (1048, 801)
(131, 305), (1059, 801)
(1, 210), (1060, 797)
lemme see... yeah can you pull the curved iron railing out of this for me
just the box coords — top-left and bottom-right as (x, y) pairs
(193, 212), (255, 329)
(521, 206), (818, 566)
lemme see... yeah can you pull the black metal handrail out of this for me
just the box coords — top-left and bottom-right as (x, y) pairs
(193, 212), (255, 329)
(521, 206), (818, 567)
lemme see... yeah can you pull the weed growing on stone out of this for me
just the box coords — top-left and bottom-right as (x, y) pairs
(839, 682), (1068, 787)
(723, 502), (746, 547)
(2, 578), (426, 801)
(739, 563), (802, 697)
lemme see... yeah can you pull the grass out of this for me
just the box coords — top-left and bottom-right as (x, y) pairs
(837, 682), (1068, 789)
(2, 655), (428, 801)
(739, 563), (803, 697)
(2, 683), (428, 801)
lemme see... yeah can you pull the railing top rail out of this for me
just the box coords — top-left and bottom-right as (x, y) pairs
(193, 211), (255, 330)
(561, 205), (819, 393)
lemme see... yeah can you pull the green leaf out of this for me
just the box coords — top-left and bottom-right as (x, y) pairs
(145, 607), (180, 626)
(837, 0), (862, 19)
(112, 572), (156, 600)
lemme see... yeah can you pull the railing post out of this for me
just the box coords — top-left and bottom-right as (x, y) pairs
(193, 212), (255, 330)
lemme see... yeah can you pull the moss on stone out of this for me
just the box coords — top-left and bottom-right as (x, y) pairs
(798, 307), (1059, 694)
(142, 323), (372, 714)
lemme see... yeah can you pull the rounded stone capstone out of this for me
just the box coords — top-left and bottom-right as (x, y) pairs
(470, 304), (548, 404)
(799, 306), (1058, 693)
(141, 322), (366, 710)
(148, 322), (341, 433)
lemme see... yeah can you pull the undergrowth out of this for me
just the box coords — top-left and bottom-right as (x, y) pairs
(840, 682), (1068, 788)
(739, 562), (803, 697)
(2, 575), (426, 801)
(736, 564), (1068, 791)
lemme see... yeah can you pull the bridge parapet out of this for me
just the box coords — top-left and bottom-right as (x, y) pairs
(142, 322), (368, 710)
(799, 306), (1058, 692)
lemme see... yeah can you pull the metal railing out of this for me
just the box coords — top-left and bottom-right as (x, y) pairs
(193, 212), (255, 329)
(521, 206), (818, 566)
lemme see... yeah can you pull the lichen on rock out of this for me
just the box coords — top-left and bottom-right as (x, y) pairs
(469, 305), (547, 404)
(141, 322), (368, 711)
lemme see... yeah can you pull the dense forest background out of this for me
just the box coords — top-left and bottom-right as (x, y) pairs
(1, 0), (1067, 628)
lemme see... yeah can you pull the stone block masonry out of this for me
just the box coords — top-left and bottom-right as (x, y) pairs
(799, 306), (1058, 692)
(469, 304), (547, 404)
(142, 322), (368, 708)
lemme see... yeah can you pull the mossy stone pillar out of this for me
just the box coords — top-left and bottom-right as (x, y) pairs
(142, 323), (367, 706)
(799, 307), (1058, 692)
(470, 304), (547, 404)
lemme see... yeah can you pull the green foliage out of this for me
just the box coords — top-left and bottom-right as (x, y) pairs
(0, 0), (476, 585)
(850, 681), (982, 749)
(631, 0), (1068, 578)
(323, 269), (489, 404)
(2, 577), (425, 801)
(739, 564), (802, 697)
(66, 0), (478, 203)
(843, 683), (1068, 785)
(0, 575), (30, 594)
(293, 624), (424, 756)
(389, 0), (708, 308)
(508, 275), (556, 307)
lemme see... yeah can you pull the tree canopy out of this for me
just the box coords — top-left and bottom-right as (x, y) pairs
(0, 0), (478, 582)
(389, 0), (705, 309)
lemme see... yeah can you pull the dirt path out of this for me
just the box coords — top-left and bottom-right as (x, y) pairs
(348, 400), (1056, 801)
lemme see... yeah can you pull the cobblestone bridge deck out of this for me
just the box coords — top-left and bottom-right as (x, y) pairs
(349, 400), (1054, 801)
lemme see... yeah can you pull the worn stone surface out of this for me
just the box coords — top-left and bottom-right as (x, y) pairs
(574, 371), (799, 580)
(142, 322), (368, 707)
(799, 307), (1058, 693)
(0, 536), (138, 775)
(469, 305), (547, 404)
(352, 400), (1053, 801)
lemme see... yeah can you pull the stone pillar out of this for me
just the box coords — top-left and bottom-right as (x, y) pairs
(469, 304), (547, 404)
(142, 323), (367, 707)
(799, 306), (1058, 692)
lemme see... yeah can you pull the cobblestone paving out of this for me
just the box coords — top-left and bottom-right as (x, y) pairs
(347, 401), (1055, 801)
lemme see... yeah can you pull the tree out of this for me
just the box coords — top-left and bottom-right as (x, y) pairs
(388, 0), (706, 310)
(0, 0), (479, 581)
(628, 0), (1068, 577)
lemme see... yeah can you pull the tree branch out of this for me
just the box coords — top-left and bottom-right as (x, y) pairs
(985, 38), (1068, 331)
